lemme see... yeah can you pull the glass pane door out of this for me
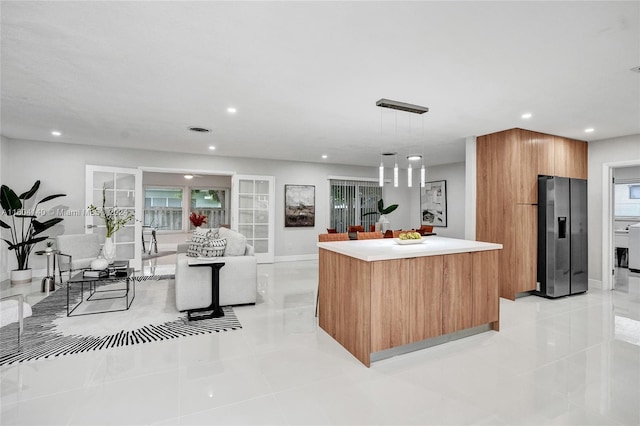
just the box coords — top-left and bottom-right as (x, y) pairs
(232, 175), (274, 263)
(86, 166), (142, 270)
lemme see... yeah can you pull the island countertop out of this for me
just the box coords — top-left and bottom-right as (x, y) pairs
(317, 236), (503, 262)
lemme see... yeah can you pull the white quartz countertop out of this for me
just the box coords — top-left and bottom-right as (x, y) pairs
(317, 236), (503, 262)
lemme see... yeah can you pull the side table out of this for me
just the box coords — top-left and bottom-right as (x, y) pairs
(186, 259), (225, 321)
(35, 249), (59, 295)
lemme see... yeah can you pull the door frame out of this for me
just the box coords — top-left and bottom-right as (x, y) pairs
(602, 159), (640, 290)
(86, 165), (143, 271)
(231, 174), (275, 264)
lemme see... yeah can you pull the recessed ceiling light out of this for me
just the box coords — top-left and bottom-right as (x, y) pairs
(585, 128), (595, 133)
(188, 126), (211, 133)
(321, 154), (328, 159)
(51, 130), (61, 136)
(407, 155), (422, 161)
(209, 146), (216, 150)
(227, 107), (237, 114)
(184, 174), (194, 179)
(631, 66), (640, 73)
(521, 113), (532, 119)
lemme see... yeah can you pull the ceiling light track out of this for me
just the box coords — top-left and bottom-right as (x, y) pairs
(376, 99), (429, 115)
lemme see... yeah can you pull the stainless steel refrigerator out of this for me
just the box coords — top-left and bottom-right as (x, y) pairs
(537, 175), (588, 298)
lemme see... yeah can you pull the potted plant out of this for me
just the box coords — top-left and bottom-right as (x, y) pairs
(0, 181), (66, 284)
(88, 186), (135, 263)
(362, 199), (398, 232)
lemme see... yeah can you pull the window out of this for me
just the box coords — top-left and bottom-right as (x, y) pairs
(144, 187), (183, 231)
(143, 186), (229, 232)
(329, 179), (381, 232)
(190, 189), (227, 230)
(614, 181), (640, 218)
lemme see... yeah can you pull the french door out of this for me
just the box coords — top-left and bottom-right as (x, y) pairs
(231, 175), (275, 263)
(85, 166), (143, 270)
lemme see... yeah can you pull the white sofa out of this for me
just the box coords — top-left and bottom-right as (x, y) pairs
(175, 227), (257, 310)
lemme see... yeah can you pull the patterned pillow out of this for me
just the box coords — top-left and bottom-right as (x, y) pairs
(186, 242), (203, 257)
(192, 228), (219, 243)
(200, 238), (227, 258)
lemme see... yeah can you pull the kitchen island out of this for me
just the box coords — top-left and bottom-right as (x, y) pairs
(317, 236), (503, 367)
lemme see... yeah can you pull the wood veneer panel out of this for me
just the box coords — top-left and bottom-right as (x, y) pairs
(537, 133), (555, 177)
(471, 250), (499, 328)
(514, 129), (539, 204)
(554, 136), (587, 179)
(512, 204), (538, 294)
(370, 259), (410, 352)
(318, 249), (371, 366)
(442, 253), (473, 334)
(409, 255), (444, 343)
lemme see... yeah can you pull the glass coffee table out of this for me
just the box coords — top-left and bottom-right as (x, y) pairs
(66, 267), (135, 317)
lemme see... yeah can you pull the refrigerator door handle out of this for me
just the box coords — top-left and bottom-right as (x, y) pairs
(558, 217), (567, 239)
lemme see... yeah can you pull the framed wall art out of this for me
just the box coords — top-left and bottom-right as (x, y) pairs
(284, 184), (315, 227)
(421, 180), (447, 227)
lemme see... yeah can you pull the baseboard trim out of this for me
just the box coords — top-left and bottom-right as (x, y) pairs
(275, 254), (318, 263)
(589, 278), (603, 290)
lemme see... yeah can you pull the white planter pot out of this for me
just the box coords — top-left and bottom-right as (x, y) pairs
(11, 269), (32, 285)
(378, 215), (391, 233)
(103, 236), (116, 263)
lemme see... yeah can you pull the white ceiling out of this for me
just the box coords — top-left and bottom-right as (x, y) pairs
(1, 1), (639, 168)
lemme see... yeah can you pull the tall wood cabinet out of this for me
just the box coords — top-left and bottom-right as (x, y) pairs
(476, 128), (587, 300)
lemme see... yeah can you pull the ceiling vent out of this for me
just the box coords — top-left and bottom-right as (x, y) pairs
(376, 99), (429, 114)
(188, 126), (211, 133)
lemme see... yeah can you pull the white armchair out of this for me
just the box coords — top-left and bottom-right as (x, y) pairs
(55, 234), (101, 282)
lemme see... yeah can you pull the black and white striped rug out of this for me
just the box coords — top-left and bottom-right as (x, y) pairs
(0, 275), (242, 366)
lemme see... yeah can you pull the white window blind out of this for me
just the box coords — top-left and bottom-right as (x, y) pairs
(329, 179), (382, 232)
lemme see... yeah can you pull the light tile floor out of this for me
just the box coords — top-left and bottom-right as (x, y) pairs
(1, 261), (639, 425)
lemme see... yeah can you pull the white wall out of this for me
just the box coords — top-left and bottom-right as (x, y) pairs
(0, 136), (8, 280)
(588, 134), (640, 284)
(3, 138), (421, 271)
(408, 161), (466, 239)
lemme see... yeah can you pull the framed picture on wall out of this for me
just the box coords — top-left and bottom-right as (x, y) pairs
(284, 184), (315, 227)
(421, 180), (447, 227)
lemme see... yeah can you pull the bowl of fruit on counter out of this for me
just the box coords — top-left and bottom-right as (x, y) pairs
(394, 231), (425, 245)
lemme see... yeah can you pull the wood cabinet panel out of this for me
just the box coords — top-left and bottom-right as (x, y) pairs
(554, 137), (588, 179)
(471, 250), (499, 329)
(512, 204), (538, 294)
(409, 256), (444, 342)
(514, 129), (539, 204)
(476, 133), (507, 245)
(537, 133), (555, 176)
(318, 249), (372, 366)
(443, 253), (473, 334)
(371, 259), (410, 352)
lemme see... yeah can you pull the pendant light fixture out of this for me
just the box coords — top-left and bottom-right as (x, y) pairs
(393, 154), (399, 188)
(375, 98), (429, 189)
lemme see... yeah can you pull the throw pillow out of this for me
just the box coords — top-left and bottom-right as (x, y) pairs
(186, 242), (203, 257)
(218, 227), (247, 256)
(200, 238), (227, 258)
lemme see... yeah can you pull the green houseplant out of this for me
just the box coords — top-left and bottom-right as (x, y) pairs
(88, 186), (135, 262)
(0, 181), (66, 283)
(362, 199), (398, 232)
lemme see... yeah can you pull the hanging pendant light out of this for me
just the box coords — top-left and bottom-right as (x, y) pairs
(379, 160), (384, 187)
(407, 163), (413, 187)
(421, 164), (426, 188)
(393, 155), (399, 188)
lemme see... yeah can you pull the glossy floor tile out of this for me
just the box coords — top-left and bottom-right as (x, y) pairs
(1, 261), (639, 425)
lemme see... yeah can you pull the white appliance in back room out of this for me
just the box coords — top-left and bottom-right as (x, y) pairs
(629, 223), (640, 273)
